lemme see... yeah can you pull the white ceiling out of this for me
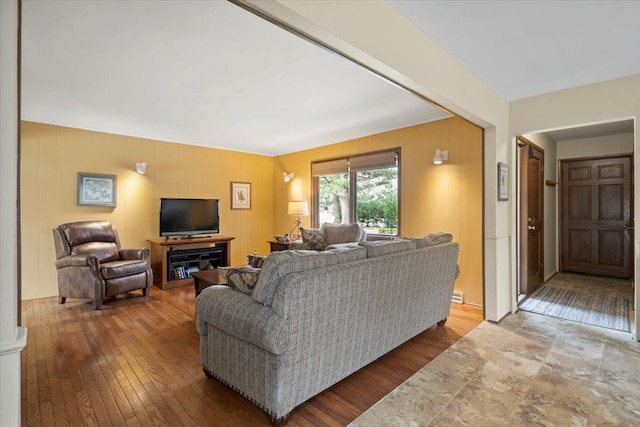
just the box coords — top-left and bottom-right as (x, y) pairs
(22, 1), (640, 155)
(390, 0), (640, 102)
(20, 0), (448, 156)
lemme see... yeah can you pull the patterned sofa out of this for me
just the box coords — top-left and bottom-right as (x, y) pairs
(195, 234), (459, 426)
(290, 222), (367, 250)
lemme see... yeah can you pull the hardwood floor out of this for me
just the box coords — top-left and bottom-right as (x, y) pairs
(21, 286), (483, 427)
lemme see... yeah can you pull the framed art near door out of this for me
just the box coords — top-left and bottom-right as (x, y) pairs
(498, 162), (508, 201)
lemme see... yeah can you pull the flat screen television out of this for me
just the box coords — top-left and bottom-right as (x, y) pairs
(159, 198), (220, 238)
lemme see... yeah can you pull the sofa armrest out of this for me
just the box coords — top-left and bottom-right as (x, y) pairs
(289, 240), (304, 250)
(196, 287), (289, 354)
(54, 254), (99, 270)
(119, 248), (150, 260)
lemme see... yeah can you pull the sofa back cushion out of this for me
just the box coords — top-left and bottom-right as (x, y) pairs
(321, 222), (365, 245)
(252, 246), (367, 306)
(359, 239), (417, 258)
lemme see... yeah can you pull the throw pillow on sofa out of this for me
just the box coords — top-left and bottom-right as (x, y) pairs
(300, 227), (327, 250)
(218, 266), (261, 295)
(422, 232), (453, 247)
(247, 254), (265, 268)
(397, 232), (454, 248)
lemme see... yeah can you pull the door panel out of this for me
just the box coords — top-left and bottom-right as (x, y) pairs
(561, 156), (632, 278)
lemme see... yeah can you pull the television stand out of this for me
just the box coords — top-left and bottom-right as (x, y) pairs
(148, 235), (235, 289)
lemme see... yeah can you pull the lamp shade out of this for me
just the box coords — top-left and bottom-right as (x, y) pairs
(288, 200), (309, 216)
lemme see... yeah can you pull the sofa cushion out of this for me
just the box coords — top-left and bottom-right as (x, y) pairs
(321, 223), (363, 245)
(252, 246), (367, 306)
(247, 254), (266, 268)
(359, 239), (417, 258)
(218, 266), (261, 295)
(325, 242), (361, 251)
(300, 227), (327, 250)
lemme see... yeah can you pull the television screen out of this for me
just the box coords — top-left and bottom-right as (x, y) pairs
(160, 198), (220, 237)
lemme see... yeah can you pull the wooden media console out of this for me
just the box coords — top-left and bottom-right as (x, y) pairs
(147, 235), (235, 289)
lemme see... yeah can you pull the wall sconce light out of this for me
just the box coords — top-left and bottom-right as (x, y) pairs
(135, 161), (147, 174)
(433, 149), (448, 165)
(283, 172), (294, 182)
(288, 200), (309, 240)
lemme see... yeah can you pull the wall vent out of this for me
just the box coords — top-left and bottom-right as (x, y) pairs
(451, 291), (464, 305)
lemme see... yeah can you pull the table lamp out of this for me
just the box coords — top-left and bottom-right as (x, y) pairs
(288, 200), (309, 240)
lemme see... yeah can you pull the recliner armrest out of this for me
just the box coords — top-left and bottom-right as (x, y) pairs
(119, 248), (150, 260)
(54, 254), (99, 271)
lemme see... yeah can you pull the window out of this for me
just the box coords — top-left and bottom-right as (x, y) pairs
(312, 149), (399, 238)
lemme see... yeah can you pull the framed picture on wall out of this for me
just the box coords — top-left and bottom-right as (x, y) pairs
(77, 172), (117, 207)
(230, 181), (251, 209)
(497, 162), (508, 201)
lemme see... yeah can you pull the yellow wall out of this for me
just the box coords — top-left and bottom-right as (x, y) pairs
(21, 118), (482, 305)
(21, 121), (274, 299)
(273, 117), (484, 306)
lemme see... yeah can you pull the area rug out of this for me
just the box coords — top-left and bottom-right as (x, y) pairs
(519, 285), (630, 332)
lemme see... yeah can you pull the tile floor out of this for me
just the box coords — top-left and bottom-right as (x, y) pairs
(350, 274), (639, 426)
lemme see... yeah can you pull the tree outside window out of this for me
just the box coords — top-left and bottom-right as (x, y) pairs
(314, 150), (399, 237)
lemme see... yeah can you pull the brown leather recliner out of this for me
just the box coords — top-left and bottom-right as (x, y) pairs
(52, 221), (153, 310)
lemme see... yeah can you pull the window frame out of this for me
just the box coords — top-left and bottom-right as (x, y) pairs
(311, 148), (401, 239)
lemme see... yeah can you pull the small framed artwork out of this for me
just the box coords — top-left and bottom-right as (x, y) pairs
(497, 162), (509, 201)
(77, 172), (117, 206)
(231, 181), (251, 210)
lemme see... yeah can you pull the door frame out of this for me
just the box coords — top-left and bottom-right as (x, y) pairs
(516, 136), (545, 300)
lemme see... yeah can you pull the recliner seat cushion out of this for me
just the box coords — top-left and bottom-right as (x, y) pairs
(100, 260), (149, 279)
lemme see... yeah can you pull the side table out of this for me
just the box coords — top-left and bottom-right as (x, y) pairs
(268, 241), (294, 252)
(191, 269), (227, 296)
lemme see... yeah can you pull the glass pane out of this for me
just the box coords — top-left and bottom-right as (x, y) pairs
(355, 167), (398, 236)
(318, 173), (350, 224)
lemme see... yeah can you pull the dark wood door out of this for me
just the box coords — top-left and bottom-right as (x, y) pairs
(519, 138), (544, 296)
(561, 156), (632, 278)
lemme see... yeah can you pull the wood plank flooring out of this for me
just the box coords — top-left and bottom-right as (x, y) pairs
(21, 286), (483, 427)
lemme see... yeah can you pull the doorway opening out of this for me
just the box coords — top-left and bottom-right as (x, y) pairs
(516, 120), (636, 336)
